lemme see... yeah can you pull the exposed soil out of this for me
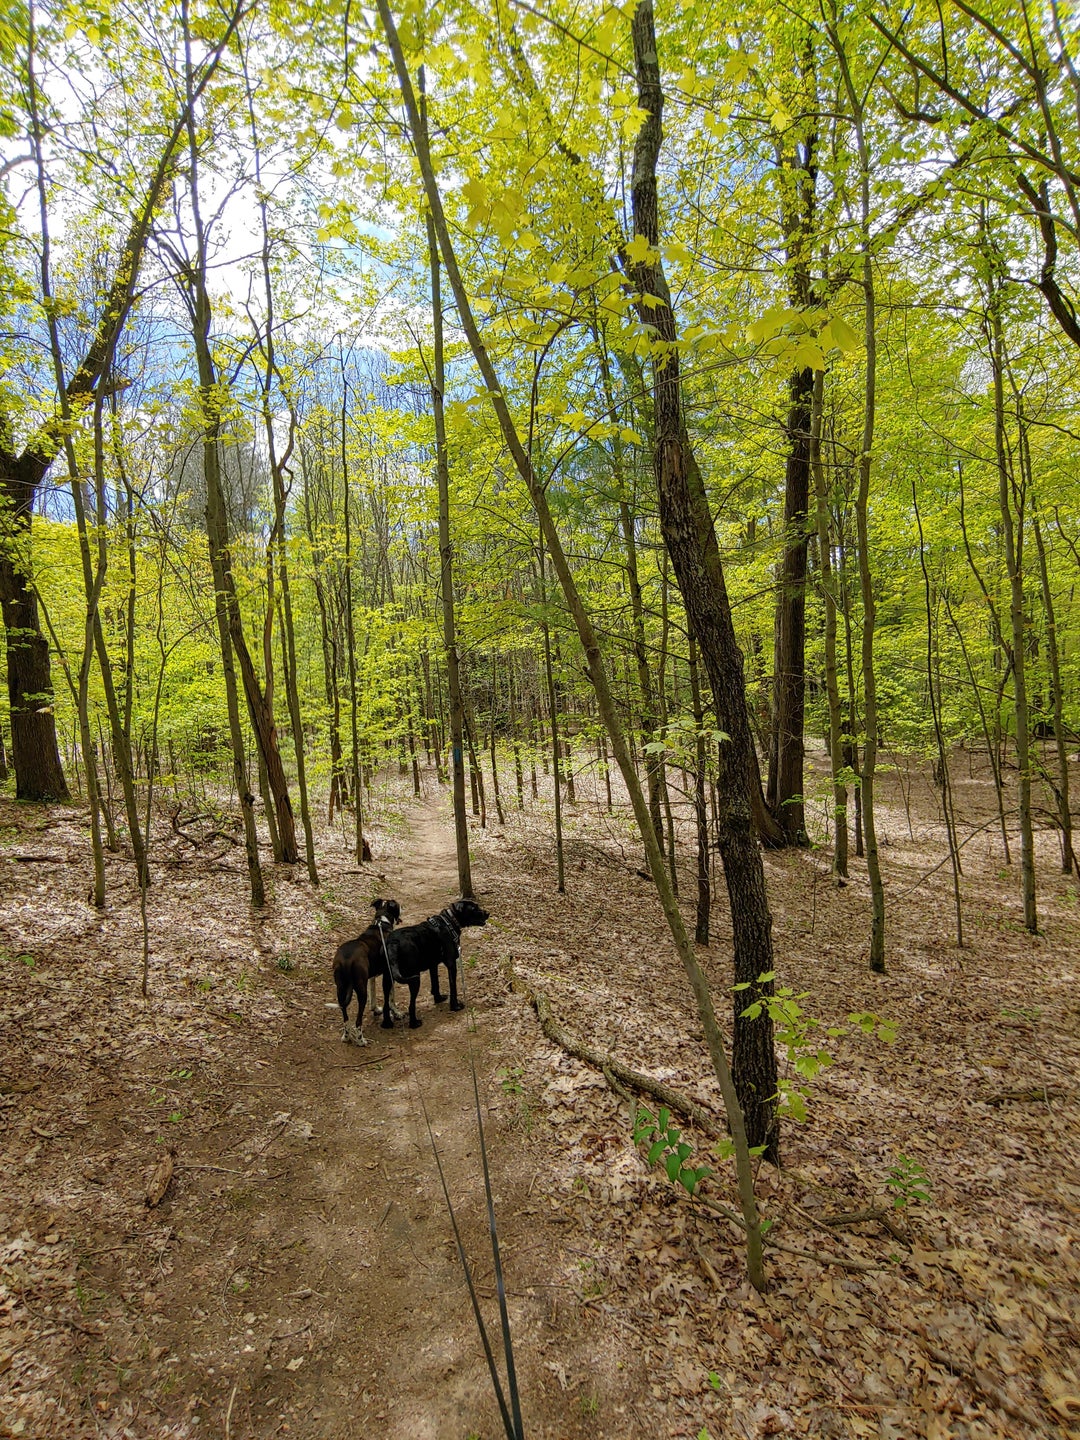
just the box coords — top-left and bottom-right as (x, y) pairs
(1, 753), (1079, 1439)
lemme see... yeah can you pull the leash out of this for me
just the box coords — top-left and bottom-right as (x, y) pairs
(387, 904), (524, 1440)
(376, 914), (405, 1008)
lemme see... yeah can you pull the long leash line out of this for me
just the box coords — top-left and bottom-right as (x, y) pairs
(468, 1044), (524, 1440)
(381, 904), (524, 1439)
(373, 938), (515, 1425)
(453, 920), (525, 1440)
(416, 1084), (518, 1440)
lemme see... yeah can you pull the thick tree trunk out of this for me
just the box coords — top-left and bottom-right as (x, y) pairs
(689, 633), (711, 945)
(809, 370), (848, 877)
(767, 363), (813, 844)
(426, 192), (473, 895)
(0, 509), (70, 801)
(767, 57), (816, 846)
(627, 0), (778, 1161)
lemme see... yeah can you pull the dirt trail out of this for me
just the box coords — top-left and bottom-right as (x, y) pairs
(9, 760), (1074, 1438)
(178, 796), (542, 1439)
(3, 785), (637, 1440)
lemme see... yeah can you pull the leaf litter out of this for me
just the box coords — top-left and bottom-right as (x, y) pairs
(0, 754), (1077, 1438)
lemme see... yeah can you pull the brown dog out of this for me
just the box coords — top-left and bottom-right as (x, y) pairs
(332, 898), (401, 1044)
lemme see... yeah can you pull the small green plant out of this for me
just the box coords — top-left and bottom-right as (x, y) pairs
(276, 952), (295, 973)
(633, 1105), (711, 1195)
(886, 1154), (930, 1210)
(736, 972), (896, 1122)
(497, 1065), (524, 1096)
(1, 948), (37, 969)
(579, 1392), (599, 1417)
(1000, 1003), (1041, 1023)
(169, 1067), (193, 1082)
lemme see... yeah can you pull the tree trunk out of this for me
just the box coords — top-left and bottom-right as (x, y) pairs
(809, 370), (848, 877)
(626, 0), (779, 1160)
(425, 174), (473, 894)
(378, 0), (768, 1289)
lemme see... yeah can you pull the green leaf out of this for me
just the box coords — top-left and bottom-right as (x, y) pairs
(820, 316), (860, 352)
(625, 234), (655, 264)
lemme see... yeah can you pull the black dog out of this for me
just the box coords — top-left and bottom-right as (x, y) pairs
(381, 898), (489, 1029)
(333, 897), (401, 1044)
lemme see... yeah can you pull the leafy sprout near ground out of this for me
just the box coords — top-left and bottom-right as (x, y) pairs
(886, 1154), (931, 1210)
(736, 971), (896, 1122)
(633, 1105), (712, 1196)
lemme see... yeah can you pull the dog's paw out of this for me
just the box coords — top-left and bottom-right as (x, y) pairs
(450, 1000), (464, 1012)
(388, 1001), (404, 1020)
(432, 993), (447, 1005)
(381, 1017), (394, 1030)
(342, 1023), (367, 1047)
(409, 1016), (423, 1029)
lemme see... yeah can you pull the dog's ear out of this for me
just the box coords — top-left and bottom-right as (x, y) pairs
(371, 897), (383, 911)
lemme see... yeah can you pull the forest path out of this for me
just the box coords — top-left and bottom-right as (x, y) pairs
(184, 792), (551, 1440)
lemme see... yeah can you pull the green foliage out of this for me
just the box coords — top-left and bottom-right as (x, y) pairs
(633, 1105), (711, 1196)
(886, 1154), (931, 1211)
(736, 973), (896, 1122)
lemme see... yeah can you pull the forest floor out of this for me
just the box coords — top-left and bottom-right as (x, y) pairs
(1, 753), (1079, 1440)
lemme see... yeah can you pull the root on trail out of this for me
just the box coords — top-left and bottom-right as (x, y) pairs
(507, 966), (720, 1135)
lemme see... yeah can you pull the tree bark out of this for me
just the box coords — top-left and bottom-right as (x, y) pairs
(626, 0), (779, 1160)
(809, 370), (848, 877)
(424, 163), (473, 896)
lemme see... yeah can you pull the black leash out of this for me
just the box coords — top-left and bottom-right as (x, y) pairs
(469, 1053), (524, 1440)
(404, 910), (524, 1440)
(416, 1085), (518, 1439)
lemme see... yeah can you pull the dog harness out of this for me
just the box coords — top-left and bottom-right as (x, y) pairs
(384, 907), (461, 984)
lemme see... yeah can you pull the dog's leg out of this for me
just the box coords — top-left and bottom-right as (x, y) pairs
(407, 975), (422, 1028)
(381, 970), (395, 1029)
(354, 971), (369, 1041)
(335, 969), (353, 1038)
(447, 955), (464, 1012)
(374, 972), (404, 1021)
(430, 962), (447, 1005)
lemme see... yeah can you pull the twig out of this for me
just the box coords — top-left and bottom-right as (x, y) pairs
(985, 1084), (1067, 1107)
(224, 1379), (238, 1440)
(692, 1240), (723, 1289)
(763, 1236), (882, 1273)
(509, 969), (719, 1135)
(822, 1206), (908, 1244)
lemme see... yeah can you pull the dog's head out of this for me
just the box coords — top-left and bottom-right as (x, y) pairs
(371, 897), (401, 929)
(450, 898), (489, 929)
